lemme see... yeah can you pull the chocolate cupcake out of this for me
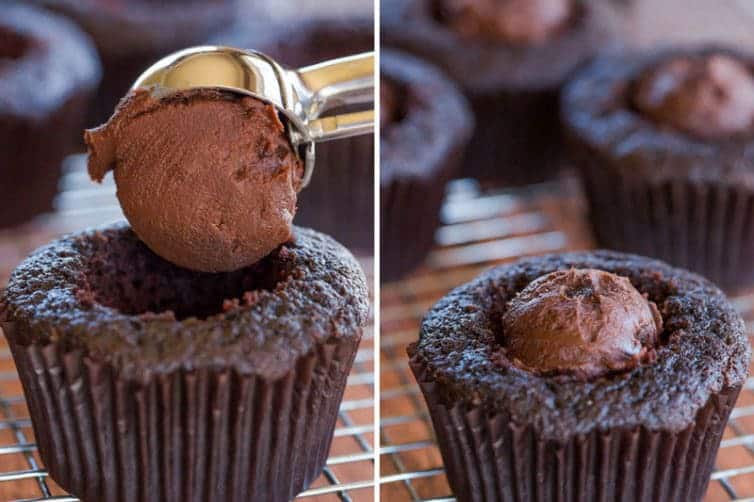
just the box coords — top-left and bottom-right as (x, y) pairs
(409, 251), (750, 502)
(31, 0), (238, 127)
(382, 0), (617, 186)
(0, 223), (369, 501)
(563, 47), (754, 291)
(381, 50), (472, 281)
(0, 3), (100, 229)
(212, 16), (375, 251)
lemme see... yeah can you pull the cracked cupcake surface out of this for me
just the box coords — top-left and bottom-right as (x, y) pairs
(85, 87), (303, 272)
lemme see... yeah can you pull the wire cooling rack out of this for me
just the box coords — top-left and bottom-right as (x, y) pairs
(0, 155), (375, 501)
(379, 175), (754, 502)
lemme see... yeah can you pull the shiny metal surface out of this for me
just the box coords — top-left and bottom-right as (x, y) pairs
(132, 46), (374, 188)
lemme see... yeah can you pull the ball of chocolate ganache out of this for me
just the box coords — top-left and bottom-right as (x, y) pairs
(437, 0), (574, 44)
(85, 87), (303, 273)
(634, 54), (754, 140)
(501, 268), (662, 379)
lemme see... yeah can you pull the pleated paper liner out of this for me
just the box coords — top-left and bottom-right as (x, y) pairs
(295, 135), (375, 252)
(462, 88), (566, 187)
(381, 145), (467, 283)
(579, 157), (754, 292)
(5, 321), (360, 502)
(410, 356), (741, 502)
(381, 174), (443, 282)
(1, 92), (92, 230)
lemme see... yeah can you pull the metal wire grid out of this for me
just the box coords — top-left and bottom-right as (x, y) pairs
(0, 155), (375, 501)
(379, 176), (754, 502)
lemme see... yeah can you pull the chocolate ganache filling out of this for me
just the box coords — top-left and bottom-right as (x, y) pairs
(85, 87), (303, 273)
(435, 0), (574, 44)
(501, 268), (662, 379)
(634, 54), (754, 140)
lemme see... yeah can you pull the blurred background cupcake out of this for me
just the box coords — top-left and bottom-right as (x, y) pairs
(381, 49), (472, 281)
(28, 0), (239, 128)
(382, 0), (625, 187)
(0, 3), (100, 230)
(563, 46), (754, 292)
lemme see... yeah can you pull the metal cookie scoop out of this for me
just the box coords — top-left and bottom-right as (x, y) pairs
(132, 46), (374, 188)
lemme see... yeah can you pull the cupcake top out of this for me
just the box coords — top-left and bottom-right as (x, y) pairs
(562, 47), (754, 186)
(0, 223), (369, 383)
(382, 0), (616, 93)
(502, 268), (661, 379)
(85, 88), (303, 273)
(0, 3), (101, 118)
(380, 50), (472, 183)
(410, 251), (750, 441)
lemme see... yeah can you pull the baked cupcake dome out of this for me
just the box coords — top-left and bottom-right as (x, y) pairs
(0, 3), (101, 229)
(410, 251), (750, 502)
(382, 0), (615, 186)
(212, 16), (375, 252)
(381, 49), (473, 281)
(1, 223), (369, 502)
(31, 0), (238, 126)
(562, 46), (754, 291)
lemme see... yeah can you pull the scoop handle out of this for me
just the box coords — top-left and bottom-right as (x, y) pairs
(293, 52), (374, 142)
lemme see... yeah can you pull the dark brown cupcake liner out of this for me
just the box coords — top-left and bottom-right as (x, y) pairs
(464, 88), (565, 186)
(579, 156), (754, 291)
(1, 4), (100, 228)
(296, 135), (375, 252)
(381, 144), (463, 282)
(411, 357), (741, 502)
(380, 49), (472, 281)
(7, 326), (359, 502)
(0, 92), (92, 230)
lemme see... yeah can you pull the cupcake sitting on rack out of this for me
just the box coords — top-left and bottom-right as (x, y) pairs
(411, 251), (750, 502)
(382, 0), (620, 186)
(563, 46), (754, 291)
(1, 45), (374, 502)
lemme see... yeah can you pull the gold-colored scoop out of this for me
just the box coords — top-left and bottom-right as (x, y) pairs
(132, 46), (374, 188)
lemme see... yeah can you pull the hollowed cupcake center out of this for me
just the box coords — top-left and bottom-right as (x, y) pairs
(0, 27), (32, 64)
(80, 237), (294, 320)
